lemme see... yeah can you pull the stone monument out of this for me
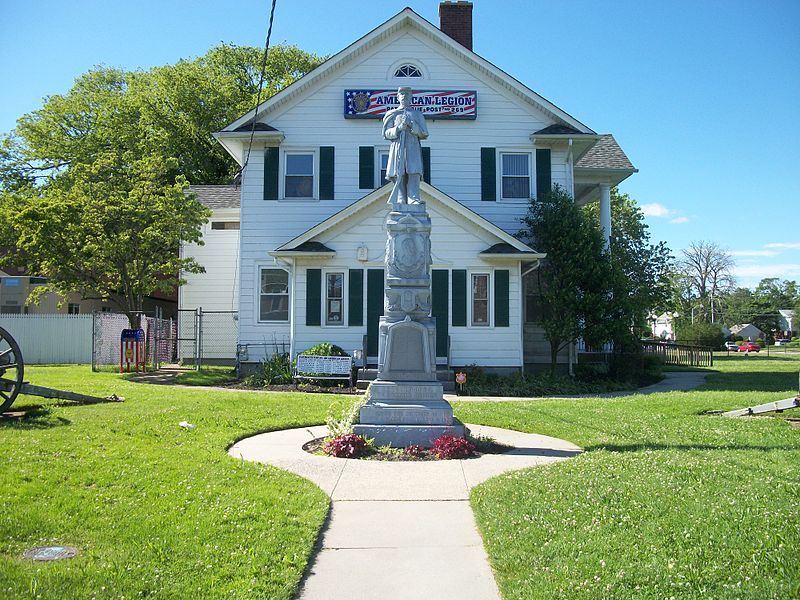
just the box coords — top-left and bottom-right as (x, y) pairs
(353, 86), (465, 447)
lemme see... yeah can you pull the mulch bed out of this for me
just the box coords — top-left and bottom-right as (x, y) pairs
(302, 437), (513, 461)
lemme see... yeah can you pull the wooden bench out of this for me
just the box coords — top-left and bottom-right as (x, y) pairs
(293, 354), (353, 388)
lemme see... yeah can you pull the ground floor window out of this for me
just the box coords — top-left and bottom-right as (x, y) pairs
(68, 303), (80, 315)
(260, 268), (289, 322)
(524, 275), (543, 324)
(326, 272), (344, 325)
(471, 273), (489, 326)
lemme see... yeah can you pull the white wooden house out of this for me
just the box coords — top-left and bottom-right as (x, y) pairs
(182, 2), (636, 372)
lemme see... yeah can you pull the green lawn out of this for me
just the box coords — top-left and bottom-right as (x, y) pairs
(0, 367), (332, 599)
(458, 355), (800, 599)
(2, 358), (799, 598)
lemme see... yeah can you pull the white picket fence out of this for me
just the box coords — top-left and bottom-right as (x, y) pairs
(0, 314), (93, 364)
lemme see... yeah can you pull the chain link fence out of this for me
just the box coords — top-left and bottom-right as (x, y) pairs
(177, 309), (238, 368)
(91, 310), (176, 371)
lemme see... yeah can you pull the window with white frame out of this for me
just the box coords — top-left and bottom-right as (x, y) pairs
(325, 272), (344, 325)
(68, 303), (80, 315)
(471, 273), (490, 326)
(285, 153), (314, 198)
(379, 150), (390, 186)
(260, 268), (289, 321)
(501, 152), (531, 199)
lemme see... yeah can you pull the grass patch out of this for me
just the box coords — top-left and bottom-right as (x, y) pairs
(458, 354), (800, 599)
(173, 366), (238, 386)
(0, 366), (332, 599)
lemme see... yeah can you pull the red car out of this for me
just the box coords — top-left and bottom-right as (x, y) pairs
(738, 342), (761, 352)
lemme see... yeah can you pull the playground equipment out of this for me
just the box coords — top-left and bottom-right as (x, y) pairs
(0, 326), (122, 413)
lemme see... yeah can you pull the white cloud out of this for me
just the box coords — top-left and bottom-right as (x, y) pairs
(730, 250), (779, 257)
(640, 202), (688, 224)
(734, 263), (800, 278)
(765, 242), (800, 250)
(640, 203), (672, 217)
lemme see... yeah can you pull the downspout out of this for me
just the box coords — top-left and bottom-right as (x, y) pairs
(566, 138), (574, 198)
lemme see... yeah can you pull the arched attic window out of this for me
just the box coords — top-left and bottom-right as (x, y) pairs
(394, 64), (422, 78)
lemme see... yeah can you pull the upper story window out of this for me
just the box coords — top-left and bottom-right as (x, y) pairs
(501, 153), (531, 199)
(285, 153), (314, 198)
(211, 221), (240, 230)
(68, 303), (80, 315)
(394, 64), (422, 77)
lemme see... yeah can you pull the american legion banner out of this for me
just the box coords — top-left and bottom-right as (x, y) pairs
(344, 90), (477, 119)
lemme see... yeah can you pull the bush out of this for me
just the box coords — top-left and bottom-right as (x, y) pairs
(325, 389), (368, 438)
(432, 435), (475, 460)
(673, 321), (726, 349)
(243, 352), (292, 386)
(300, 343), (349, 357)
(323, 433), (368, 458)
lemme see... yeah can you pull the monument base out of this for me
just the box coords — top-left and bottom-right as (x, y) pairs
(353, 419), (465, 448)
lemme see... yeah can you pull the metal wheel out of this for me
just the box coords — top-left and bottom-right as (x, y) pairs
(0, 326), (24, 412)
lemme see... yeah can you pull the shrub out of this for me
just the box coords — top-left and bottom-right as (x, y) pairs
(673, 321), (726, 348)
(323, 433), (368, 458)
(432, 435), (475, 460)
(325, 388), (368, 438)
(300, 343), (349, 357)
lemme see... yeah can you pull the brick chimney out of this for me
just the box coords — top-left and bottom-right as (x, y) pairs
(439, 1), (473, 51)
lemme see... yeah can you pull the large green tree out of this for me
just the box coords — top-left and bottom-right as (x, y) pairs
(519, 185), (613, 372)
(584, 188), (673, 346)
(0, 44), (324, 324)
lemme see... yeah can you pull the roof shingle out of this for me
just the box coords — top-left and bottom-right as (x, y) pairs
(575, 134), (635, 171)
(187, 185), (240, 210)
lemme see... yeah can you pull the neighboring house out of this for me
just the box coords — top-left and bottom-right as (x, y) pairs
(730, 323), (767, 342)
(181, 2), (636, 372)
(649, 312), (676, 340)
(0, 274), (177, 318)
(778, 309), (796, 337)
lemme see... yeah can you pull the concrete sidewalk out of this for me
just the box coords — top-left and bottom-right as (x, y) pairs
(229, 424), (581, 600)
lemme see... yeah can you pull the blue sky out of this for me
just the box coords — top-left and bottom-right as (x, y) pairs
(2, 0), (798, 289)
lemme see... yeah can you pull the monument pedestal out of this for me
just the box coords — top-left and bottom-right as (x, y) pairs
(353, 203), (464, 447)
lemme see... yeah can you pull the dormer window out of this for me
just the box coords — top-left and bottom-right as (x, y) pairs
(394, 64), (422, 78)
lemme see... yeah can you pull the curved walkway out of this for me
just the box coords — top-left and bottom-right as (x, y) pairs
(229, 424), (581, 600)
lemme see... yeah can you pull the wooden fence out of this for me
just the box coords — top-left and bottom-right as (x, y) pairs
(641, 341), (714, 367)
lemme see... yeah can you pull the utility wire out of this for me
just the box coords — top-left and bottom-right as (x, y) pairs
(240, 0), (278, 179)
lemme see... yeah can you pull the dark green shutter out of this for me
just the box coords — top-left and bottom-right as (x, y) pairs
(320, 146), (334, 200)
(432, 269), (449, 357)
(348, 269), (363, 326)
(536, 148), (552, 198)
(422, 146), (431, 185)
(359, 146), (374, 189)
(451, 269), (467, 327)
(481, 147), (496, 201)
(305, 268), (321, 326)
(366, 269), (384, 357)
(494, 269), (509, 327)
(264, 147), (279, 200)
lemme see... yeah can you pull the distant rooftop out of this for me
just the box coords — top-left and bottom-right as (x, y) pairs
(187, 185), (240, 210)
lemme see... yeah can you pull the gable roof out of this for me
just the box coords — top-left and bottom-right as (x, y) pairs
(223, 8), (594, 135)
(272, 181), (543, 259)
(187, 185), (240, 210)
